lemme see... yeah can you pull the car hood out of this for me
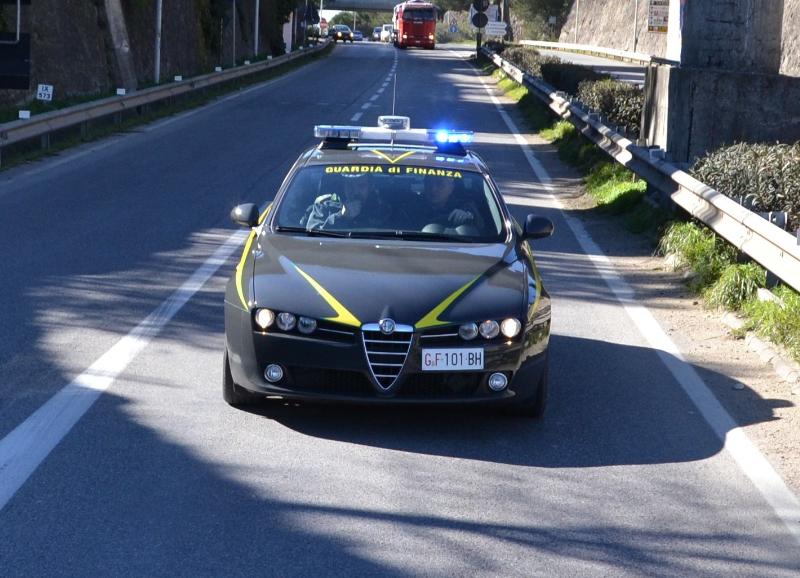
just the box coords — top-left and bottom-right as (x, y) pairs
(250, 234), (526, 328)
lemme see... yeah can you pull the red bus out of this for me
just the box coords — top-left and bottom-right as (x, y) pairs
(393, 1), (437, 50)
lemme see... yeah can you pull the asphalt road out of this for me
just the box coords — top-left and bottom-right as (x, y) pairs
(0, 42), (798, 576)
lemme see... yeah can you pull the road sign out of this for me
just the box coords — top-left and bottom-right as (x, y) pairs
(472, 0), (490, 12)
(36, 84), (53, 102)
(471, 12), (488, 28)
(648, 0), (669, 32)
(484, 22), (507, 37)
(450, 25), (458, 34)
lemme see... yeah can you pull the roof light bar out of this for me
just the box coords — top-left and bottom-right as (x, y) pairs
(313, 122), (474, 150)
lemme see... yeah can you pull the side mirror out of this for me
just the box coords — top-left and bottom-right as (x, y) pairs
(230, 203), (261, 228)
(522, 214), (554, 240)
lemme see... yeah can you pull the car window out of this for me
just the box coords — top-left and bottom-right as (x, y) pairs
(402, 9), (435, 21)
(274, 165), (506, 242)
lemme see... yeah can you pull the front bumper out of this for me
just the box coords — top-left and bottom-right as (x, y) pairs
(225, 304), (549, 405)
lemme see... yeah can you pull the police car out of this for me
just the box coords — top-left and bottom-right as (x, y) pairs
(224, 116), (553, 416)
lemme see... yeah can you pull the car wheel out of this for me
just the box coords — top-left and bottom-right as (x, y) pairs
(223, 349), (263, 407)
(506, 360), (548, 418)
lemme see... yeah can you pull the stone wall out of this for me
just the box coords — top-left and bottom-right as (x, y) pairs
(0, 0), (288, 107)
(559, 0), (800, 77)
(0, 1), (115, 106)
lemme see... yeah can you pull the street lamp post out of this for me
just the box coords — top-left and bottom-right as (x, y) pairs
(232, 0), (236, 67)
(154, 0), (163, 83)
(255, 0), (260, 56)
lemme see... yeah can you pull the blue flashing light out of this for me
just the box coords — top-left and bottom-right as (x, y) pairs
(433, 129), (474, 145)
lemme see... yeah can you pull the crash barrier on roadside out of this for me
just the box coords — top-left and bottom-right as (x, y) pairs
(0, 41), (330, 167)
(518, 40), (678, 66)
(483, 47), (800, 294)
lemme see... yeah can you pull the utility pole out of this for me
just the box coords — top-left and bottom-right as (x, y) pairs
(154, 0), (163, 83)
(574, 0), (579, 44)
(254, 0), (260, 56)
(232, 0), (236, 67)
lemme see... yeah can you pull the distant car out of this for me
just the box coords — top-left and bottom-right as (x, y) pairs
(380, 24), (393, 42)
(372, 26), (381, 41)
(331, 24), (354, 43)
(353, 30), (363, 41)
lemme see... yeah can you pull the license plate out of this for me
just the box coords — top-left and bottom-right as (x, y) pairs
(421, 348), (484, 371)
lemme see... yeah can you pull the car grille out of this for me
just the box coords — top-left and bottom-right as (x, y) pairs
(398, 373), (482, 398)
(361, 323), (413, 390)
(287, 368), (374, 397)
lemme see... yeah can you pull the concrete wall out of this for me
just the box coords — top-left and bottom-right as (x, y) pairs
(643, 64), (800, 163)
(559, 0), (800, 77)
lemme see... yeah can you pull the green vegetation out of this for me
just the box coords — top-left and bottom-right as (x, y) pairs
(577, 79), (644, 135)
(743, 286), (800, 361)
(692, 142), (800, 231)
(706, 263), (767, 311)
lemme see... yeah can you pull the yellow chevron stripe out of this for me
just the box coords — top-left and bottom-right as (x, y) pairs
(370, 149), (417, 164)
(293, 265), (361, 327)
(235, 204), (272, 309)
(415, 274), (483, 329)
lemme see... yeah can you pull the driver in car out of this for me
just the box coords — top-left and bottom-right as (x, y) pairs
(422, 176), (482, 230)
(302, 174), (379, 230)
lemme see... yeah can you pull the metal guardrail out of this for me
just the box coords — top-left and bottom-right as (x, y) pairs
(484, 47), (800, 294)
(0, 41), (329, 166)
(518, 40), (678, 66)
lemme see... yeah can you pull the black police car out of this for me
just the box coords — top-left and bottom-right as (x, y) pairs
(224, 116), (553, 416)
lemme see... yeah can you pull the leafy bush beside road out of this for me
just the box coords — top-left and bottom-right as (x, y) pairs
(577, 79), (643, 136)
(692, 142), (800, 231)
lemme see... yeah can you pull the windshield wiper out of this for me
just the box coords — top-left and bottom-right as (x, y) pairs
(275, 226), (352, 238)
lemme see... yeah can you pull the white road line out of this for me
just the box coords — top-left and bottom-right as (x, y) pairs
(0, 229), (248, 512)
(467, 55), (800, 545)
(376, 88), (384, 94)
(361, 103), (371, 110)
(350, 112), (363, 122)
(369, 94), (380, 101)
(381, 83), (389, 88)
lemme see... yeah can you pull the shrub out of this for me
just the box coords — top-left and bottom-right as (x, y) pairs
(500, 46), (560, 78)
(577, 79), (644, 136)
(692, 142), (800, 231)
(705, 262), (766, 310)
(540, 62), (608, 95)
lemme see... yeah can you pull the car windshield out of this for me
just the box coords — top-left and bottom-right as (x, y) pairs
(274, 164), (506, 242)
(334, 25), (350, 31)
(403, 8), (435, 21)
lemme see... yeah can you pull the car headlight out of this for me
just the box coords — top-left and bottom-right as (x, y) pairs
(298, 316), (317, 334)
(337, 32), (342, 37)
(428, 34), (434, 40)
(458, 322), (479, 340)
(254, 308), (275, 329)
(402, 34), (408, 39)
(276, 312), (297, 331)
(479, 320), (500, 339)
(500, 318), (522, 338)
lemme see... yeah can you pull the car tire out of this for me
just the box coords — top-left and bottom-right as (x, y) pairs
(506, 360), (548, 418)
(223, 349), (263, 407)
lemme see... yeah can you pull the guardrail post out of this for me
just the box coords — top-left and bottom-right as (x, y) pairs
(40, 133), (50, 150)
(80, 121), (89, 140)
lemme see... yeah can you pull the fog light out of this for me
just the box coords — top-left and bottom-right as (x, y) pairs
(501, 318), (522, 338)
(479, 320), (500, 339)
(488, 372), (508, 391)
(254, 308), (274, 329)
(264, 364), (284, 383)
(276, 312), (296, 331)
(458, 322), (478, 340)
(298, 316), (317, 334)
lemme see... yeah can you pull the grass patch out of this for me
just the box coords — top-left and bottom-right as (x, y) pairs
(743, 285), (800, 361)
(0, 43), (333, 170)
(705, 263), (766, 310)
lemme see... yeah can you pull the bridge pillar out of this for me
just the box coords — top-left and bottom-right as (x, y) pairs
(642, 0), (800, 164)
